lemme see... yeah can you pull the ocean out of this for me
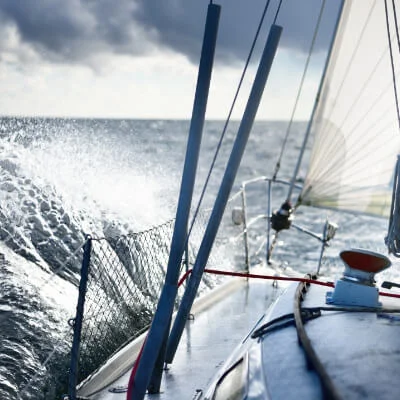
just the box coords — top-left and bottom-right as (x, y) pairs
(0, 117), (394, 399)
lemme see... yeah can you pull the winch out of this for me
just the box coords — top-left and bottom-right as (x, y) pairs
(326, 249), (391, 307)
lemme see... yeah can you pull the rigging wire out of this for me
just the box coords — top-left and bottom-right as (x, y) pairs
(306, 114), (395, 201)
(17, 341), (68, 399)
(392, 0), (400, 60)
(302, 1), (400, 220)
(305, 1), (379, 182)
(0, 236), (86, 303)
(387, 156), (400, 256)
(183, 0), (274, 255)
(384, 0), (400, 131)
(2, 237), (87, 398)
(306, 54), (395, 191)
(272, 0), (327, 181)
(318, 0), (377, 139)
(273, 0), (283, 24)
(384, 0), (400, 257)
(269, 0), (336, 262)
(307, 0), (378, 181)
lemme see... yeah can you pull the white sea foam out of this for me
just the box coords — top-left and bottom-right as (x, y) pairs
(0, 118), (394, 399)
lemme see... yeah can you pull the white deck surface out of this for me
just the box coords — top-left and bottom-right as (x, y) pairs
(77, 268), (400, 400)
(81, 273), (285, 399)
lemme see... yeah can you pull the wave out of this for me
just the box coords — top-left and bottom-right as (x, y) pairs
(0, 117), (185, 398)
(0, 117), (393, 398)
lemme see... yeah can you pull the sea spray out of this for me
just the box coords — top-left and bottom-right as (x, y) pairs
(0, 118), (184, 398)
(0, 118), (394, 398)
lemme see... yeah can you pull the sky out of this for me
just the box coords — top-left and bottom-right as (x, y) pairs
(0, 0), (342, 120)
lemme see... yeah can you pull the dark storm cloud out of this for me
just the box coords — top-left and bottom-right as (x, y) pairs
(135, 0), (342, 64)
(0, 0), (341, 66)
(0, 0), (151, 64)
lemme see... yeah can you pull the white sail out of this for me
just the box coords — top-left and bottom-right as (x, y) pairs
(300, 0), (400, 217)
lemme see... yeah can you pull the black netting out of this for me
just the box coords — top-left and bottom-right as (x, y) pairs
(76, 220), (173, 381)
(74, 201), (245, 384)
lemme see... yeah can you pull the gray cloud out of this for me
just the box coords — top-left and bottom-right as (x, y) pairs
(0, 0), (153, 65)
(0, 0), (341, 66)
(135, 0), (341, 64)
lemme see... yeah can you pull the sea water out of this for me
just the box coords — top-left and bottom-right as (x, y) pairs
(0, 117), (394, 399)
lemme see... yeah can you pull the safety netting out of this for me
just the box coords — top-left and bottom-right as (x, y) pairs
(70, 200), (245, 388)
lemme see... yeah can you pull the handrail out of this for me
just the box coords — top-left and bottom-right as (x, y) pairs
(241, 176), (303, 190)
(231, 176), (335, 273)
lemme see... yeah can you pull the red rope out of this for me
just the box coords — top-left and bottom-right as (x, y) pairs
(127, 266), (400, 397)
(178, 268), (400, 299)
(126, 337), (147, 399)
(178, 268), (334, 288)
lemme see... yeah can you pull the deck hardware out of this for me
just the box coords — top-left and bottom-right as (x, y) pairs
(108, 386), (128, 393)
(192, 389), (203, 400)
(327, 249), (391, 307)
(232, 207), (245, 225)
(271, 200), (293, 231)
(382, 281), (400, 289)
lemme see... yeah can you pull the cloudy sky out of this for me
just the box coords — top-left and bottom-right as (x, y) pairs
(0, 0), (342, 120)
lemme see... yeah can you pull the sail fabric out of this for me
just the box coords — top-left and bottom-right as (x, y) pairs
(300, 0), (400, 217)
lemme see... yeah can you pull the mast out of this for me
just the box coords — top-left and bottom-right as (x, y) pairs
(127, 4), (220, 398)
(166, 23), (282, 364)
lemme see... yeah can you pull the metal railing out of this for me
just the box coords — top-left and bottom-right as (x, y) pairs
(67, 176), (337, 399)
(231, 176), (337, 272)
(67, 203), (242, 398)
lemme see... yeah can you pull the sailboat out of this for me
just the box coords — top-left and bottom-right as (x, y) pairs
(65, 0), (400, 399)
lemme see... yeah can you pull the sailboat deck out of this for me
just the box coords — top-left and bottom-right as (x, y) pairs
(85, 272), (285, 399)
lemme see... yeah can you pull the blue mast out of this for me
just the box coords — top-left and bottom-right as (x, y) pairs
(128, 3), (220, 399)
(166, 23), (282, 364)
